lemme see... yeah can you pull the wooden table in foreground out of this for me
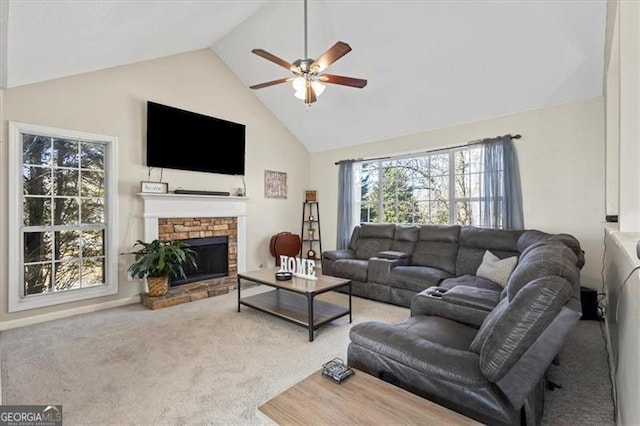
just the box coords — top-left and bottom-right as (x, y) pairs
(258, 368), (481, 426)
(237, 267), (351, 342)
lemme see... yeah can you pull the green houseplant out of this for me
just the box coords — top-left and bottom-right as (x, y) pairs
(125, 239), (197, 297)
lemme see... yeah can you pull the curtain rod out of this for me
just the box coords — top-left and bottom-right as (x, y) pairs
(334, 133), (522, 165)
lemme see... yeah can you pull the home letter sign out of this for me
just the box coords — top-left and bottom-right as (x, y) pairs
(279, 255), (317, 280)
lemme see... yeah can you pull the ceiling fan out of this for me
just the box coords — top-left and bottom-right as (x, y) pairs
(249, 0), (367, 106)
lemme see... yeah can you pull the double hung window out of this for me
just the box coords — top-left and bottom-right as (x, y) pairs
(8, 122), (118, 312)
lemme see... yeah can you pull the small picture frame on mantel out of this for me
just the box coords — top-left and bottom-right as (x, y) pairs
(141, 181), (168, 194)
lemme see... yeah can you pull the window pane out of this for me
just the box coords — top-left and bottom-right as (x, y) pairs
(430, 200), (450, 225)
(23, 166), (51, 195)
(81, 198), (104, 224)
(23, 134), (52, 166)
(430, 154), (449, 175)
(24, 263), (52, 295)
(81, 170), (105, 197)
(23, 197), (51, 226)
(360, 203), (378, 223)
(55, 230), (80, 260)
(53, 197), (79, 226)
(360, 163), (379, 202)
(456, 200), (481, 226)
(54, 168), (79, 196)
(455, 172), (470, 198)
(82, 230), (104, 257)
(24, 232), (52, 263)
(55, 260), (81, 291)
(455, 150), (470, 173)
(53, 139), (79, 167)
(431, 175), (449, 200)
(82, 258), (105, 287)
(81, 142), (105, 170)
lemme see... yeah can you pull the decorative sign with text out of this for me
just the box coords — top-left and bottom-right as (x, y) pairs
(264, 170), (287, 199)
(278, 255), (317, 280)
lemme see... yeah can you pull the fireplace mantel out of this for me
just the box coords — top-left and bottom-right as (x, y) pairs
(138, 192), (248, 273)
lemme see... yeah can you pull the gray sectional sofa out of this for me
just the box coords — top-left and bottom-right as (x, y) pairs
(321, 223), (584, 308)
(321, 223), (585, 425)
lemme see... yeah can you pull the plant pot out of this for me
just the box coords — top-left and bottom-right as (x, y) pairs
(147, 276), (169, 297)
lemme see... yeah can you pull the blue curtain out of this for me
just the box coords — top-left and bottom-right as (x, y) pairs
(336, 160), (355, 249)
(481, 136), (524, 229)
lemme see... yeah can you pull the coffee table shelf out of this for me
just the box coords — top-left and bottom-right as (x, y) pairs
(240, 290), (350, 328)
(237, 267), (352, 342)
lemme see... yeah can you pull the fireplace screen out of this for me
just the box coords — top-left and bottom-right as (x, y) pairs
(170, 236), (228, 286)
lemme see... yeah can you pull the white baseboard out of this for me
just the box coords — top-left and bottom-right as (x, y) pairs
(0, 295), (141, 331)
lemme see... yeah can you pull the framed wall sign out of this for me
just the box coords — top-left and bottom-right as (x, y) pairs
(141, 181), (168, 193)
(264, 170), (287, 199)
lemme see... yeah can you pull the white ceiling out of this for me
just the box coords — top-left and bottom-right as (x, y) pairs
(2, 1), (606, 153)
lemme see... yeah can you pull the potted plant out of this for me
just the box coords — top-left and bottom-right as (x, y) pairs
(125, 239), (197, 297)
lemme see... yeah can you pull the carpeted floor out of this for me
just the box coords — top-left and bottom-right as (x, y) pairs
(0, 286), (614, 425)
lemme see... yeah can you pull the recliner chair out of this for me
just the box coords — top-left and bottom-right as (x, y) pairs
(348, 273), (581, 425)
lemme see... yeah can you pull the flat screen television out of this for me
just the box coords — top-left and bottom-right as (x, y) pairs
(146, 101), (246, 175)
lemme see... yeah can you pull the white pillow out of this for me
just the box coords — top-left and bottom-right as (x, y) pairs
(476, 250), (518, 287)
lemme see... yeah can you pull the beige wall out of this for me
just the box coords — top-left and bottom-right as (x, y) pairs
(0, 49), (309, 325)
(311, 97), (605, 290)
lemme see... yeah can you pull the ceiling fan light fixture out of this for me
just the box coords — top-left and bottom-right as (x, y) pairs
(312, 80), (325, 96)
(292, 77), (306, 92)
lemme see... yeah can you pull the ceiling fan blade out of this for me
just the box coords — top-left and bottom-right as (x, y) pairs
(251, 49), (296, 71)
(249, 77), (292, 90)
(319, 74), (368, 88)
(311, 41), (352, 73)
(305, 83), (317, 105)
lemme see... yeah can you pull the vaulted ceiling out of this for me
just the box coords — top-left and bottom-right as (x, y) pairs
(1, 1), (606, 153)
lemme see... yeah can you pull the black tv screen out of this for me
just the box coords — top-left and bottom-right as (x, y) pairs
(146, 101), (246, 175)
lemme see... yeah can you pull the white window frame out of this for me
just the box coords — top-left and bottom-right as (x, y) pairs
(8, 121), (119, 312)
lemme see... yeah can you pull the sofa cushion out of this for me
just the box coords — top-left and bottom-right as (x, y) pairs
(410, 225), (461, 274)
(472, 276), (573, 382)
(332, 259), (369, 282)
(455, 227), (523, 276)
(390, 224), (419, 255)
(439, 274), (503, 291)
(476, 251), (518, 287)
(354, 223), (396, 260)
(388, 266), (453, 292)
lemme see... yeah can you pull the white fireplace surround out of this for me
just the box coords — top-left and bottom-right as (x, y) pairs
(139, 193), (247, 273)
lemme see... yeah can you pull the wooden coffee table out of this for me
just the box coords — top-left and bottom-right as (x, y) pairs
(258, 367), (481, 425)
(237, 267), (351, 342)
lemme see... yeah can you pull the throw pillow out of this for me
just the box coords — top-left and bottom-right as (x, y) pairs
(476, 250), (518, 287)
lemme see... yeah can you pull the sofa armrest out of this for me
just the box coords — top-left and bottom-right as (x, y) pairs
(441, 286), (501, 311)
(410, 287), (492, 328)
(368, 256), (410, 284)
(322, 249), (356, 261)
(376, 250), (410, 260)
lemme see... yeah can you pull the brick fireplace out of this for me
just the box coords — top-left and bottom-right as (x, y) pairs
(139, 193), (248, 309)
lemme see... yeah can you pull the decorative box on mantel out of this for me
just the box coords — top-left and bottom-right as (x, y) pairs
(137, 193), (248, 309)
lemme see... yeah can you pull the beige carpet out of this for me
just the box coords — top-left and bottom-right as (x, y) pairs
(0, 287), (408, 425)
(0, 286), (613, 425)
